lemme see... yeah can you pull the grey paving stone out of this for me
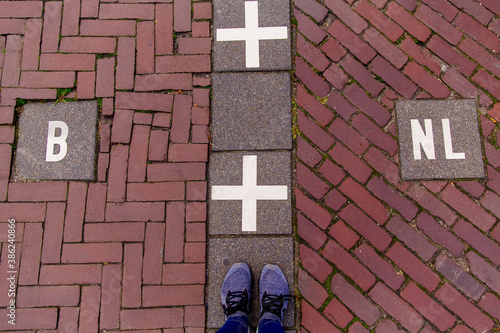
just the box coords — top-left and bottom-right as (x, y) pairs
(207, 236), (295, 329)
(14, 101), (98, 181)
(209, 151), (291, 235)
(396, 99), (485, 180)
(214, 0), (291, 71)
(212, 72), (292, 151)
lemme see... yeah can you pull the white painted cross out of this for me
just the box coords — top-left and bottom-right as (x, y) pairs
(216, 1), (288, 68)
(211, 155), (288, 232)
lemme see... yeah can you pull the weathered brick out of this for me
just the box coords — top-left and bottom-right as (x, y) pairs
(81, 0), (98, 17)
(301, 300), (342, 333)
(77, 71), (95, 99)
(415, 4), (463, 45)
(435, 254), (485, 300)
(442, 68), (478, 98)
(367, 177), (418, 221)
(127, 125), (150, 182)
(122, 243), (143, 308)
(170, 144), (207, 162)
(0, 88), (57, 106)
(185, 202), (206, 222)
(300, 244), (332, 283)
(387, 242), (441, 291)
(369, 282), (423, 333)
(21, 19), (42, 70)
(0, 308), (56, 330)
(339, 203), (391, 249)
(41, 2), (62, 52)
(403, 62), (450, 98)
(323, 240), (376, 291)
(484, 141), (500, 168)
(297, 85), (333, 127)
(323, 63), (348, 90)
(41, 202), (65, 264)
(178, 37), (212, 55)
(100, 265), (121, 330)
(386, 2), (431, 42)
(0, 19), (24, 34)
(40, 53), (96, 71)
(436, 283), (494, 332)
(297, 163), (329, 199)
(184, 241), (206, 263)
(295, 57), (330, 98)
(331, 274), (381, 325)
(460, 37), (500, 77)
(325, 0), (367, 33)
(329, 143), (372, 183)
(156, 4), (174, 55)
(58, 306), (79, 332)
(340, 54), (384, 96)
(415, 212), (463, 257)
(0, 107), (14, 125)
(107, 145), (129, 202)
(96, 57), (115, 98)
(453, 0), (494, 24)
(326, 90), (357, 121)
(20, 71), (75, 89)
(407, 185), (457, 225)
(84, 222), (144, 242)
(165, 202), (185, 262)
(99, 3), (154, 19)
(296, 0), (328, 23)
(193, 21), (210, 38)
(39, 264), (101, 285)
(137, 21), (155, 74)
(17, 285), (79, 307)
(352, 114), (398, 156)
(362, 147), (400, 186)
(148, 162), (206, 181)
(296, 188), (331, 229)
(442, 184), (496, 231)
(456, 13), (499, 52)
(297, 213), (328, 250)
(355, 0), (403, 41)
(62, 243), (122, 263)
(84, 183), (106, 224)
(401, 282), (455, 331)
(143, 285), (204, 306)
(328, 20), (375, 64)
(318, 159), (345, 186)
(297, 33), (330, 72)
(0, 203), (46, 222)
(298, 112), (335, 152)
(142, 223), (166, 284)
(479, 293), (500, 321)
(18, 223), (43, 285)
(329, 220), (360, 250)
(193, 1), (212, 19)
(120, 308), (183, 330)
(294, 9), (328, 45)
(387, 216), (437, 261)
(174, 0), (191, 32)
(148, 130), (169, 161)
(321, 38), (347, 62)
(1, 35), (22, 87)
(426, 35), (476, 76)
(355, 243), (404, 290)
(421, 0), (459, 21)
(0, 144), (11, 201)
(105, 202), (165, 222)
(324, 188), (347, 211)
(0, 1), (43, 17)
(467, 251), (500, 294)
(80, 19), (136, 36)
(60, 37), (116, 53)
(480, 190), (500, 218)
(453, 219), (500, 265)
(343, 83), (391, 126)
(61, 0), (79, 35)
(299, 269), (329, 308)
(329, 118), (369, 155)
(400, 38), (442, 75)
(8, 182), (67, 202)
(156, 55), (211, 73)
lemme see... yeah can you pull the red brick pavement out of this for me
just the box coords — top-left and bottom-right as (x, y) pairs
(295, 0), (500, 332)
(0, 0), (209, 331)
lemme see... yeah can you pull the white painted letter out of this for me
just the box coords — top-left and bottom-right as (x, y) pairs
(442, 119), (465, 160)
(45, 121), (68, 162)
(411, 119), (435, 160)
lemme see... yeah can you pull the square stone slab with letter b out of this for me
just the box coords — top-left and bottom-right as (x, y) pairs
(396, 99), (485, 180)
(14, 101), (98, 181)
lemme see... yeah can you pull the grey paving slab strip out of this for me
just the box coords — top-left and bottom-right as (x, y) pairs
(207, 236), (295, 329)
(14, 100), (98, 181)
(209, 151), (292, 235)
(214, 0), (291, 71)
(396, 99), (485, 180)
(212, 72), (292, 151)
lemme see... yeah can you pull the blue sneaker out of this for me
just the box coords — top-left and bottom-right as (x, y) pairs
(259, 264), (293, 323)
(221, 262), (252, 319)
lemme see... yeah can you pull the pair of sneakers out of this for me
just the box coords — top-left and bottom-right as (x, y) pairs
(221, 262), (292, 328)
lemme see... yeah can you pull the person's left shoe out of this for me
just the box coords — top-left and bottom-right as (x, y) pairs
(221, 262), (252, 319)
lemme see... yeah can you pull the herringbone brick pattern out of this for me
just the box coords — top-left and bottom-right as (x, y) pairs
(294, 0), (500, 332)
(0, 1), (210, 331)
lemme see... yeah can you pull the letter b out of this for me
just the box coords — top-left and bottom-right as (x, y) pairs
(45, 121), (68, 162)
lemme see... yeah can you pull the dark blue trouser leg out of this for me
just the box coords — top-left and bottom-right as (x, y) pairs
(216, 315), (250, 333)
(257, 318), (285, 333)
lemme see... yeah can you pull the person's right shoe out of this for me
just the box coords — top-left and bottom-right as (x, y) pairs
(221, 262), (252, 319)
(259, 264), (293, 323)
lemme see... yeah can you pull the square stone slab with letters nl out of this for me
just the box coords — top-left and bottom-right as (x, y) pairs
(14, 100), (98, 181)
(207, 236), (295, 329)
(396, 99), (485, 180)
(212, 72), (292, 151)
(209, 150), (291, 235)
(213, 0), (291, 71)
